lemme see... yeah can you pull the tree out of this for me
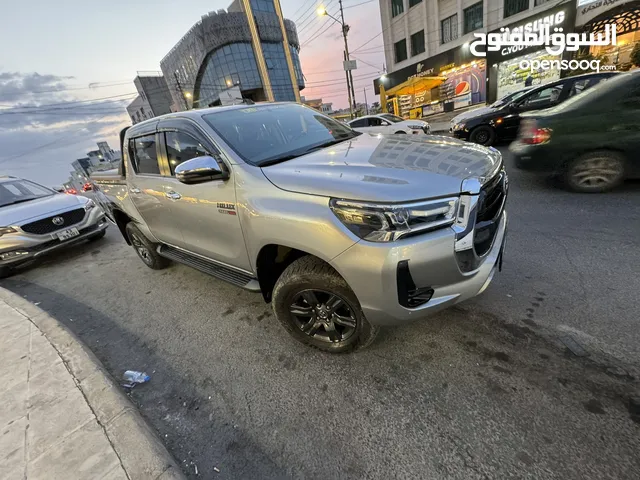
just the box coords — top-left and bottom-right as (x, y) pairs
(370, 101), (381, 114)
(631, 42), (640, 67)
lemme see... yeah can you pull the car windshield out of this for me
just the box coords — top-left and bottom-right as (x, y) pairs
(380, 114), (404, 123)
(0, 179), (54, 208)
(544, 73), (630, 114)
(202, 104), (360, 166)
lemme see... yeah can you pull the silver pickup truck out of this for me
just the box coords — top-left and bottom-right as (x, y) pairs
(93, 103), (507, 353)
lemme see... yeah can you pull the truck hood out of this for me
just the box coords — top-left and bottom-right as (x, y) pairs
(261, 133), (502, 202)
(0, 193), (86, 226)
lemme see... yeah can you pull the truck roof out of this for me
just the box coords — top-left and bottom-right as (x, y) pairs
(132, 102), (296, 127)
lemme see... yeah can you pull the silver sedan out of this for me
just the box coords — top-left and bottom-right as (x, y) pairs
(0, 176), (108, 277)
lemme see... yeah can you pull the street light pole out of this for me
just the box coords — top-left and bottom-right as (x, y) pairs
(319, 2), (354, 119)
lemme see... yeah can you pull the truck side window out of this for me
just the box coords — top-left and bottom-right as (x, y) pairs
(164, 132), (210, 175)
(130, 135), (160, 175)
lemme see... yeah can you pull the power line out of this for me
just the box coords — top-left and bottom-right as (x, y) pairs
(344, 0), (376, 8)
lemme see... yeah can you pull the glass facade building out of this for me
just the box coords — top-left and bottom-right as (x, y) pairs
(160, 0), (303, 110)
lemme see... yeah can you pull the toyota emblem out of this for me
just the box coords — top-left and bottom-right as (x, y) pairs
(52, 216), (65, 226)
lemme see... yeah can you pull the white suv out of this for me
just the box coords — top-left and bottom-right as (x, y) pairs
(347, 114), (430, 135)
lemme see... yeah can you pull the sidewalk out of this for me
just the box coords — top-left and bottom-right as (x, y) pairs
(0, 290), (185, 480)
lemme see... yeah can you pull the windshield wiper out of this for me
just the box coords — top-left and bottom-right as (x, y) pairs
(259, 136), (357, 167)
(0, 197), (42, 207)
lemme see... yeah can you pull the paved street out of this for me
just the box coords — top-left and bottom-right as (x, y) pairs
(2, 147), (640, 479)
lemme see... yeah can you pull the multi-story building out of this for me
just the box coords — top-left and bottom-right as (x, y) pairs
(375, 0), (583, 115)
(126, 73), (173, 125)
(160, 0), (304, 110)
(301, 97), (333, 113)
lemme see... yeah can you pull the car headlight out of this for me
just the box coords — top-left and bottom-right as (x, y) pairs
(453, 123), (465, 131)
(330, 197), (458, 242)
(0, 227), (17, 237)
(84, 199), (96, 212)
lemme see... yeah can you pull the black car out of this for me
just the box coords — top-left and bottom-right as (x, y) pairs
(451, 72), (619, 146)
(511, 70), (640, 193)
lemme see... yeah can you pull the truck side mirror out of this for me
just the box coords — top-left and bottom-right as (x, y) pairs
(175, 156), (229, 184)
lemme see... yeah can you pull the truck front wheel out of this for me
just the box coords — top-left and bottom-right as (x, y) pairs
(125, 223), (169, 270)
(272, 256), (379, 353)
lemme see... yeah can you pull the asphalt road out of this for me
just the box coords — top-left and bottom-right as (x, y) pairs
(3, 148), (640, 479)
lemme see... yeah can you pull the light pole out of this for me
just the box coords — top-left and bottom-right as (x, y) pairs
(318, 2), (355, 119)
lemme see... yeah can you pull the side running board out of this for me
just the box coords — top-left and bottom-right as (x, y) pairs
(157, 245), (260, 292)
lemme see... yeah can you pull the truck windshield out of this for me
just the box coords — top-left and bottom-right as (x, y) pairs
(202, 104), (360, 166)
(0, 179), (54, 208)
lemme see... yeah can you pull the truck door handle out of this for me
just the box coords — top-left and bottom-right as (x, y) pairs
(130, 187), (141, 194)
(165, 191), (181, 200)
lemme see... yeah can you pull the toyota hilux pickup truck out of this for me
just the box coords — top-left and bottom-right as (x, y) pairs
(93, 103), (507, 353)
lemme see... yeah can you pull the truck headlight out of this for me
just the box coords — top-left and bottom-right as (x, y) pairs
(330, 197), (458, 242)
(0, 227), (17, 237)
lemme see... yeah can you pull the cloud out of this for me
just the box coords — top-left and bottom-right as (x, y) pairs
(0, 113), (128, 186)
(0, 71), (74, 103)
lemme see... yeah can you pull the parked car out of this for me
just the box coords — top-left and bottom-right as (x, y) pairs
(510, 70), (640, 193)
(81, 182), (94, 192)
(0, 176), (109, 277)
(94, 103), (506, 353)
(347, 114), (431, 135)
(65, 187), (78, 195)
(449, 87), (533, 130)
(452, 72), (618, 145)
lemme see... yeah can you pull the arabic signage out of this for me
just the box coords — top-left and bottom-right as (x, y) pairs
(485, 3), (577, 62)
(575, 0), (633, 26)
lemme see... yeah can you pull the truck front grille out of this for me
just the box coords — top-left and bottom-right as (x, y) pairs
(21, 208), (86, 235)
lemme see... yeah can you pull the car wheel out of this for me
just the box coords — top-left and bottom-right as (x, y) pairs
(87, 229), (106, 242)
(469, 126), (496, 146)
(125, 223), (169, 270)
(565, 151), (626, 193)
(395, 130), (407, 134)
(272, 256), (379, 353)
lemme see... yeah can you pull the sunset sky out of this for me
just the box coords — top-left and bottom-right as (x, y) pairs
(0, 0), (385, 185)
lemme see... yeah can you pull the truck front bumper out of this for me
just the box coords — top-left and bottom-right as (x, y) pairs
(0, 208), (108, 268)
(331, 211), (507, 326)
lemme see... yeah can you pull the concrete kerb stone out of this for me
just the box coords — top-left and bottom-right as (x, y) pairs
(0, 287), (186, 480)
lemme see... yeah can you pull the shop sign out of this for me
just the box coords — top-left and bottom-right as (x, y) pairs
(439, 63), (455, 72)
(576, 0), (633, 26)
(409, 62), (435, 79)
(481, 4), (577, 61)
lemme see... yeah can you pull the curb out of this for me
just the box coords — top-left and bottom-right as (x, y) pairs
(0, 287), (186, 480)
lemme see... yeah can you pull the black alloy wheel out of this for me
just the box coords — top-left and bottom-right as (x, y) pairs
(125, 223), (169, 270)
(272, 256), (379, 352)
(470, 125), (496, 146)
(289, 289), (357, 344)
(130, 232), (153, 265)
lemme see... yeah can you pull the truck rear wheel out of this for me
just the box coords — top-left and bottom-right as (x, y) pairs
(272, 256), (378, 353)
(125, 223), (169, 270)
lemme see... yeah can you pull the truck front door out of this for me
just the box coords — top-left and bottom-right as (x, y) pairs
(156, 118), (251, 271)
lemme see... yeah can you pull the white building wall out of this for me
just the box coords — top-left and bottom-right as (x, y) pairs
(380, 0), (572, 74)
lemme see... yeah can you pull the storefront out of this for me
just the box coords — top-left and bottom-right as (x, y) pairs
(373, 49), (486, 118)
(576, 0), (640, 69)
(486, 3), (577, 103)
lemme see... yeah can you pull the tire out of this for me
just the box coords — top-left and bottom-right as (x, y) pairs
(469, 125), (496, 146)
(395, 130), (407, 134)
(272, 256), (379, 353)
(125, 223), (169, 270)
(564, 151), (626, 193)
(87, 229), (106, 242)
